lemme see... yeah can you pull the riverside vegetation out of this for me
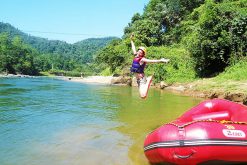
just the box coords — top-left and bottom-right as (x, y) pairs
(0, 0), (246, 103)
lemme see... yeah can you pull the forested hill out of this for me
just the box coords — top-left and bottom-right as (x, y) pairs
(0, 22), (118, 75)
(0, 22), (118, 61)
(1, 0), (246, 80)
(95, 0), (246, 82)
(73, 37), (119, 63)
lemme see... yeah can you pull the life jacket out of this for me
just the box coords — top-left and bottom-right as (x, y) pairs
(130, 56), (146, 73)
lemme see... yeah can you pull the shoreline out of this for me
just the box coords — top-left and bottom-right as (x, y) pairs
(1, 74), (246, 105)
(62, 75), (247, 105)
(0, 74), (35, 78)
(60, 75), (132, 86)
(61, 76), (114, 84)
(160, 80), (247, 105)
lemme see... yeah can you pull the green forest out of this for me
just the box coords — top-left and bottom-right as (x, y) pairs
(0, 23), (118, 76)
(0, 0), (246, 83)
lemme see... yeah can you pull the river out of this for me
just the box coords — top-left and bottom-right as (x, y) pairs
(0, 77), (203, 165)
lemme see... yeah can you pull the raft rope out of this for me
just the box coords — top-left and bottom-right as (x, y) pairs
(147, 120), (247, 135)
(164, 119), (247, 129)
(145, 120), (247, 152)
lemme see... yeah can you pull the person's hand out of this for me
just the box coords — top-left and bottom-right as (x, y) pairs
(130, 33), (134, 40)
(160, 58), (170, 63)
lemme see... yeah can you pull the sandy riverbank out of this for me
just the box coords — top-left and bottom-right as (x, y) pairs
(64, 76), (114, 84)
(59, 75), (247, 105)
(0, 74), (120, 85)
(0, 74), (35, 78)
(60, 75), (132, 86)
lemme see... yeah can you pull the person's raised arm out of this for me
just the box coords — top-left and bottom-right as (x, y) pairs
(142, 58), (170, 63)
(130, 33), (137, 55)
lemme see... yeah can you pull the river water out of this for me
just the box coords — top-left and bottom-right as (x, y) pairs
(0, 77), (203, 165)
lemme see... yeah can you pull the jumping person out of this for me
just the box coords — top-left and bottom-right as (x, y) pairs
(130, 34), (170, 99)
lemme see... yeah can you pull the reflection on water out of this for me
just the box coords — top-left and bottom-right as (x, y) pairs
(0, 88), (31, 95)
(0, 77), (203, 165)
(13, 124), (131, 165)
(0, 83), (14, 87)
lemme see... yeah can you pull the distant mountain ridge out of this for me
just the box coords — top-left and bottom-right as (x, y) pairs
(0, 22), (119, 63)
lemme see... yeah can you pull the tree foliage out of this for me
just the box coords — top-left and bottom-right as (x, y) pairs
(123, 0), (205, 46)
(0, 22), (117, 75)
(95, 0), (246, 80)
(95, 39), (129, 73)
(1, 0), (246, 81)
(182, 0), (247, 77)
(0, 33), (38, 75)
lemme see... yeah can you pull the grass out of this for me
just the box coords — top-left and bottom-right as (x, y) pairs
(191, 78), (247, 94)
(215, 60), (247, 81)
(172, 58), (247, 95)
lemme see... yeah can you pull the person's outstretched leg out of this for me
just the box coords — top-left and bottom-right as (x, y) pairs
(139, 75), (153, 99)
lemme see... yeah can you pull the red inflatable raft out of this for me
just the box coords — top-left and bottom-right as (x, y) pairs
(144, 99), (247, 165)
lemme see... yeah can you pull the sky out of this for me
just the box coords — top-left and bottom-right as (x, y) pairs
(0, 0), (150, 43)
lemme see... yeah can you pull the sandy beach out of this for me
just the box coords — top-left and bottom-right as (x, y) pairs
(0, 74), (122, 85)
(63, 76), (114, 84)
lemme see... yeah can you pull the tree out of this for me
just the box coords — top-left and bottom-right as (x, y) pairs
(0, 33), (18, 73)
(0, 33), (38, 75)
(186, 0), (247, 77)
(123, 0), (205, 46)
(95, 39), (129, 73)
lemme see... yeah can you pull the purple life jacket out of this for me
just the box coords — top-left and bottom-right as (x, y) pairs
(130, 56), (146, 73)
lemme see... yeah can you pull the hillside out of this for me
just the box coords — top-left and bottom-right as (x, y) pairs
(73, 37), (119, 63)
(90, 0), (247, 104)
(0, 22), (118, 63)
(95, 0), (246, 80)
(0, 0), (246, 81)
(0, 22), (119, 75)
